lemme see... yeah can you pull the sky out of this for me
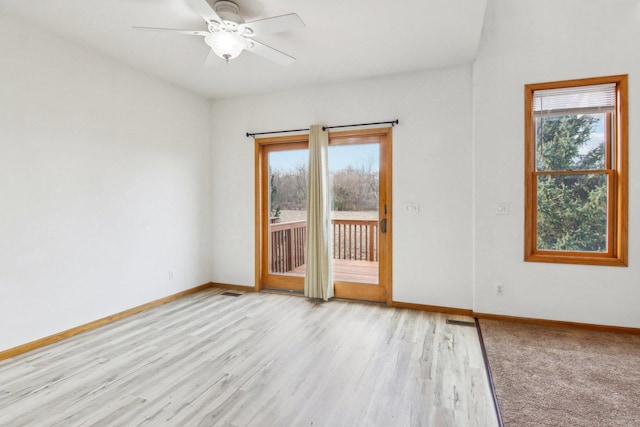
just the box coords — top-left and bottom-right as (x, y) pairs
(269, 143), (380, 173)
(583, 114), (605, 155)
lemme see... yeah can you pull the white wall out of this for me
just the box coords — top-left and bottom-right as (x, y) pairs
(210, 66), (474, 310)
(0, 15), (212, 352)
(473, 0), (640, 327)
(3, 0), (636, 354)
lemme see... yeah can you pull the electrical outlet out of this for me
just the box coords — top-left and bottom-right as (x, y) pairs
(495, 282), (504, 296)
(169, 269), (175, 280)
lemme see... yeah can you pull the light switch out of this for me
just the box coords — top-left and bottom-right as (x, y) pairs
(496, 202), (510, 215)
(403, 202), (419, 214)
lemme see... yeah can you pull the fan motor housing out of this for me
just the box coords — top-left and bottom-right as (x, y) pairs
(214, 1), (244, 26)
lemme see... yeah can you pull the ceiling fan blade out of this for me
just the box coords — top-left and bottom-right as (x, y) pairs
(132, 26), (209, 37)
(186, 0), (223, 25)
(246, 39), (295, 66)
(239, 13), (304, 37)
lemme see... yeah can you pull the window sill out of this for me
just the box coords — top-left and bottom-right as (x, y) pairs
(525, 253), (627, 267)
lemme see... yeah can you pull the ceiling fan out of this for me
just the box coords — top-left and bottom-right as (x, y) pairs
(134, 0), (304, 65)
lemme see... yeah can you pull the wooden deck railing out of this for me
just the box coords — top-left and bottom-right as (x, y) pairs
(270, 218), (378, 273)
(270, 220), (307, 273)
(332, 219), (379, 262)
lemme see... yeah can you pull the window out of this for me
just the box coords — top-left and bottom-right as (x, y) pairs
(524, 75), (628, 266)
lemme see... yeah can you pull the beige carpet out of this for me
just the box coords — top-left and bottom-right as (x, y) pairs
(479, 319), (640, 427)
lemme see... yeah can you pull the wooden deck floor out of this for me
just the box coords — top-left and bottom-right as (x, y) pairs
(291, 259), (379, 284)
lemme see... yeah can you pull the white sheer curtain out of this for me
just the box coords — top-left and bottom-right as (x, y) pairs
(304, 125), (333, 300)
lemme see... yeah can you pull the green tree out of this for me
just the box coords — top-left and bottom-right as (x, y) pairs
(536, 115), (607, 252)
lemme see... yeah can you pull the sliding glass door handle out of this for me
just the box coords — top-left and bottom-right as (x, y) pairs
(380, 218), (387, 233)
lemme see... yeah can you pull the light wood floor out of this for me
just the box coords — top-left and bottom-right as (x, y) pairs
(0, 289), (498, 426)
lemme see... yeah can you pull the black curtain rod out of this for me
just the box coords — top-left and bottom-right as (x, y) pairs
(246, 119), (399, 138)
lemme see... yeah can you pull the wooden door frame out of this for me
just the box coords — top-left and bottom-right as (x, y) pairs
(254, 127), (393, 305)
(328, 128), (392, 304)
(255, 134), (309, 292)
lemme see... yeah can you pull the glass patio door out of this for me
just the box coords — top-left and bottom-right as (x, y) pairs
(329, 129), (390, 302)
(256, 128), (391, 302)
(259, 137), (308, 291)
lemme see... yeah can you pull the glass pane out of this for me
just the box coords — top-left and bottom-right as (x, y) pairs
(268, 149), (307, 276)
(536, 113), (607, 172)
(329, 143), (379, 284)
(536, 174), (607, 252)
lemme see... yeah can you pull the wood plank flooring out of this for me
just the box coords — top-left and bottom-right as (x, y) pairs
(0, 289), (498, 426)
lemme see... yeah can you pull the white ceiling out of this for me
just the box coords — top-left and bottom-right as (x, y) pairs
(0, 0), (487, 100)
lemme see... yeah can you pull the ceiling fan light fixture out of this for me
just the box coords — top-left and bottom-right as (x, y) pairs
(136, 0), (303, 66)
(204, 31), (247, 61)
